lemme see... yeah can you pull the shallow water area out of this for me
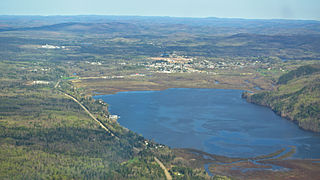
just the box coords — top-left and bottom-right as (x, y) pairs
(94, 88), (320, 158)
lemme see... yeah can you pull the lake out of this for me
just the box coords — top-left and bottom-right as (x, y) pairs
(94, 88), (320, 158)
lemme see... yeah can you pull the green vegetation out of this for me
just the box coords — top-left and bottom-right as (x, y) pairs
(0, 59), (211, 179)
(62, 76), (78, 80)
(1, 15), (320, 179)
(244, 64), (320, 132)
(278, 64), (320, 84)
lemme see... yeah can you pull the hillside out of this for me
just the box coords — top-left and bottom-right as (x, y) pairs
(1, 16), (320, 60)
(0, 22), (143, 34)
(0, 61), (213, 179)
(243, 64), (320, 132)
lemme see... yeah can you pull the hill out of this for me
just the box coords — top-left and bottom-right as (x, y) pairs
(1, 16), (320, 60)
(0, 22), (143, 34)
(0, 60), (212, 179)
(243, 64), (320, 132)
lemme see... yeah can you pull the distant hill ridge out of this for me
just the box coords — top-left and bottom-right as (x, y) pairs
(0, 22), (142, 33)
(1, 15), (320, 35)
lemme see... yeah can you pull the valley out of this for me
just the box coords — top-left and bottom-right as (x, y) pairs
(0, 15), (319, 179)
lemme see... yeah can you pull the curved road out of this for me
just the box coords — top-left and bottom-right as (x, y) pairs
(56, 81), (171, 179)
(154, 157), (172, 180)
(54, 81), (117, 139)
(63, 92), (118, 139)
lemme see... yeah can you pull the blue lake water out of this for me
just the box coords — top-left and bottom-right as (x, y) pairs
(94, 88), (320, 158)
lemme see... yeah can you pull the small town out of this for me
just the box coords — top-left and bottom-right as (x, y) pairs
(142, 55), (284, 74)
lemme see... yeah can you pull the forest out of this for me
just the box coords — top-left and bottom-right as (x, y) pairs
(243, 64), (320, 132)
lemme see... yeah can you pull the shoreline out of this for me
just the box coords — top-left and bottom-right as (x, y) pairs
(243, 92), (320, 134)
(90, 86), (320, 178)
(174, 147), (320, 177)
(91, 86), (256, 96)
(93, 87), (319, 158)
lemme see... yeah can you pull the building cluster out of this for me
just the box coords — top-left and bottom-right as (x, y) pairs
(145, 56), (268, 73)
(31, 80), (50, 85)
(41, 44), (66, 49)
(85, 61), (102, 65)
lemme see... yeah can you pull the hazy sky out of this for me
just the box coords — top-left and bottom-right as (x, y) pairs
(1, 0), (319, 20)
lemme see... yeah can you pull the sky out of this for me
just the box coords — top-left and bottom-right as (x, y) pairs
(0, 0), (319, 20)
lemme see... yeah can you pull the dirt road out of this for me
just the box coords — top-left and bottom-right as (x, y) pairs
(154, 157), (172, 180)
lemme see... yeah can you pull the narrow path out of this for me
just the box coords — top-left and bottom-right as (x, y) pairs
(54, 80), (60, 88)
(63, 92), (118, 139)
(57, 86), (171, 178)
(154, 157), (172, 180)
(55, 82), (177, 176)
(54, 81), (118, 139)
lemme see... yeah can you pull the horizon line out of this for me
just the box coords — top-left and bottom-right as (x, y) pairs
(0, 14), (319, 22)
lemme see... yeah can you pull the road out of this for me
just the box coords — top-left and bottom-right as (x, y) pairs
(54, 80), (60, 88)
(56, 81), (171, 178)
(63, 92), (118, 139)
(154, 157), (172, 180)
(54, 81), (118, 138)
